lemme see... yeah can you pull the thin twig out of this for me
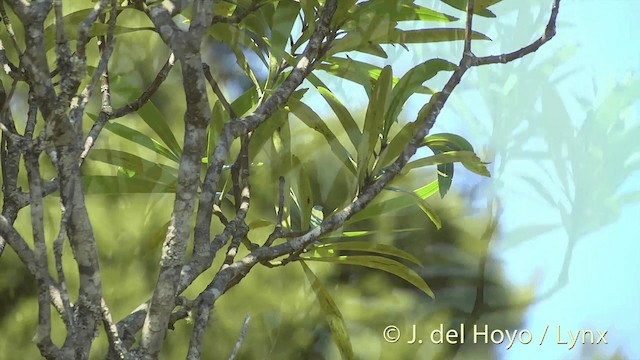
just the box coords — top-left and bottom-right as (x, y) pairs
(52, 208), (74, 333)
(203, 63), (236, 118)
(25, 152), (60, 358)
(188, 0), (564, 320)
(81, 53), (176, 162)
(463, 0), (475, 55)
(227, 314), (251, 360)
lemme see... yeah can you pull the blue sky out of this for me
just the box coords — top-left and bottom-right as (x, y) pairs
(308, 0), (639, 358)
(493, 1), (640, 359)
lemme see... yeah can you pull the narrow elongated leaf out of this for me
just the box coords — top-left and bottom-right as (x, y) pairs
(302, 255), (434, 298)
(310, 241), (422, 265)
(271, 0), (299, 53)
(350, 0), (458, 24)
(101, 121), (180, 163)
(347, 180), (439, 223)
(375, 95), (439, 174)
(287, 98), (357, 175)
(300, 262), (354, 360)
(385, 59), (457, 140)
(83, 176), (176, 194)
(319, 228), (423, 240)
(317, 86), (361, 150)
(403, 150), (490, 176)
(137, 101), (182, 158)
(384, 186), (442, 229)
(416, 133), (490, 197)
(358, 65), (392, 185)
(44, 9), (153, 51)
(329, 28), (490, 56)
(439, 0), (502, 18)
(318, 57), (434, 97)
(424, 133), (474, 152)
(293, 155), (314, 230)
(88, 149), (178, 184)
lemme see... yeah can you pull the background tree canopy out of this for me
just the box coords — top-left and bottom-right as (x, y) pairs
(5, 0), (634, 359)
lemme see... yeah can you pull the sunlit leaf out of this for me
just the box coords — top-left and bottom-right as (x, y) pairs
(310, 241), (422, 265)
(384, 59), (457, 140)
(302, 255), (434, 298)
(384, 186), (442, 229)
(347, 180), (438, 223)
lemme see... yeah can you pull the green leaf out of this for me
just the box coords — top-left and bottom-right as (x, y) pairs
(44, 9), (154, 51)
(384, 59), (457, 140)
(411, 133), (491, 197)
(208, 100), (225, 163)
(300, 262), (354, 360)
(302, 255), (434, 298)
(320, 228), (423, 240)
(88, 149), (178, 184)
(375, 95), (439, 174)
(270, 0), (299, 54)
(424, 133), (474, 152)
(293, 155), (314, 230)
(439, 0), (502, 18)
(136, 101), (182, 158)
(83, 176), (175, 194)
(347, 180), (439, 223)
(329, 28), (490, 57)
(94, 117), (179, 163)
(316, 86), (361, 150)
(403, 150), (490, 177)
(287, 98), (357, 175)
(310, 241), (422, 265)
(350, 0), (458, 24)
(384, 186), (442, 229)
(357, 65), (392, 185)
(317, 57), (380, 95)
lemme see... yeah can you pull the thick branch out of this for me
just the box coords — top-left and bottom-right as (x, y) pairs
(138, 0), (217, 353)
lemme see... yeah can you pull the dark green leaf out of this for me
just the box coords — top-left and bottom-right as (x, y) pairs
(83, 176), (175, 194)
(287, 98), (357, 175)
(136, 101), (182, 158)
(300, 262), (354, 360)
(358, 65), (392, 184)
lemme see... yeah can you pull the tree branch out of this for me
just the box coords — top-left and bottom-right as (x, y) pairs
(25, 152), (60, 359)
(138, 0), (218, 356)
(189, 0), (564, 317)
(189, 0), (338, 289)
